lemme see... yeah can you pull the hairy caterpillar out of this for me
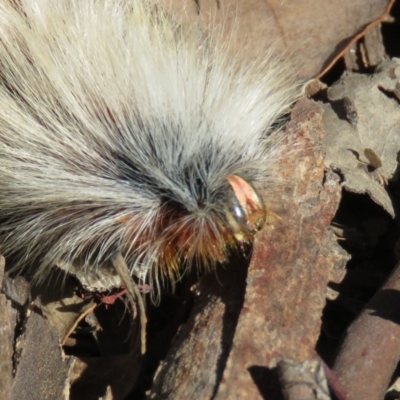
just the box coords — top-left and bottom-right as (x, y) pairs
(0, 0), (298, 295)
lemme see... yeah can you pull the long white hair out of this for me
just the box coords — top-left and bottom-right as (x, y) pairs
(0, 0), (298, 292)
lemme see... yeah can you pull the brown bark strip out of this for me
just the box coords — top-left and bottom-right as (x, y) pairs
(333, 261), (400, 400)
(150, 99), (342, 399)
(213, 99), (341, 400)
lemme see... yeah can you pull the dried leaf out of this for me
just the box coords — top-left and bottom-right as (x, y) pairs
(0, 270), (143, 400)
(323, 58), (400, 217)
(162, 0), (393, 78)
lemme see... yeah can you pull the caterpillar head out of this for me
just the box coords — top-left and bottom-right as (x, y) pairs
(151, 174), (266, 283)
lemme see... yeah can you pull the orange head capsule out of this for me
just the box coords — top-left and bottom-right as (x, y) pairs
(226, 175), (265, 241)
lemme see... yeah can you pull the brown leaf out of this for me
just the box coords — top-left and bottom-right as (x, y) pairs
(162, 0), (394, 78)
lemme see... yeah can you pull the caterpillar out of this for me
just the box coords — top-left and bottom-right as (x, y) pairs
(0, 0), (298, 296)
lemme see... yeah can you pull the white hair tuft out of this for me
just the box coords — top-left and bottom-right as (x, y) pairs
(0, 0), (299, 294)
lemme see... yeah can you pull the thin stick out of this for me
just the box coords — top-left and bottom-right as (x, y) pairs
(61, 302), (97, 346)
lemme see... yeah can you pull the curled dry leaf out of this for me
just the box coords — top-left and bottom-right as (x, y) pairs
(35, 275), (97, 342)
(38, 275), (142, 400)
(323, 57), (400, 217)
(1, 270), (143, 400)
(162, 0), (394, 78)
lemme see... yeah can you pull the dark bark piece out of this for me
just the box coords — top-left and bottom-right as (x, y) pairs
(148, 258), (249, 399)
(344, 24), (388, 71)
(2, 271), (31, 308)
(67, 299), (142, 400)
(12, 299), (74, 400)
(149, 99), (342, 399)
(70, 352), (142, 400)
(0, 257), (13, 400)
(333, 261), (400, 400)
(362, 24), (388, 67)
